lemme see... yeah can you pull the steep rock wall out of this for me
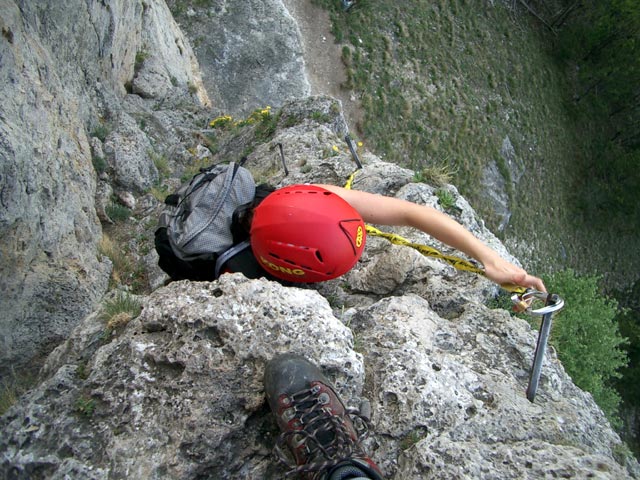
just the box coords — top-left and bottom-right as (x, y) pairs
(0, 0), (208, 378)
(2, 95), (638, 479)
(1, 273), (636, 479)
(1, 0), (638, 477)
(166, 0), (310, 116)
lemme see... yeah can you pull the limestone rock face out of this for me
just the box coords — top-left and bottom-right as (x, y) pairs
(1, 1), (638, 479)
(0, 0), (208, 377)
(1, 95), (638, 478)
(1, 273), (636, 479)
(166, 0), (310, 116)
(1, 276), (359, 479)
(481, 136), (526, 232)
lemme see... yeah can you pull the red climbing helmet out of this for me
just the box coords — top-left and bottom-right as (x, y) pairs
(250, 185), (366, 282)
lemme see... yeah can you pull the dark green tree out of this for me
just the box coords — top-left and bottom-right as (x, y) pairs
(556, 0), (640, 227)
(545, 269), (628, 426)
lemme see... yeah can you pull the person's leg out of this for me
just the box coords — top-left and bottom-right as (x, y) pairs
(264, 353), (384, 480)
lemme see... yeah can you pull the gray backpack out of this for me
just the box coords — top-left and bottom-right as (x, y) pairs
(155, 161), (256, 280)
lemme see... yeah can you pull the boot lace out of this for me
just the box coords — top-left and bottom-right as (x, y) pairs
(275, 385), (372, 478)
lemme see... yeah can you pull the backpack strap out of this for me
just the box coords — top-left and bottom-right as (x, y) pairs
(214, 240), (252, 278)
(177, 162), (240, 250)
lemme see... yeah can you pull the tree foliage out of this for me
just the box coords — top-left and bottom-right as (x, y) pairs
(556, 0), (640, 225)
(545, 269), (628, 424)
(617, 308), (640, 401)
(614, 278), (640, 443)
(560, 0), (640, 112)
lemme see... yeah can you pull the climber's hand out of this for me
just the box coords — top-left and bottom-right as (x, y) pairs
(483, 255), (546, 292)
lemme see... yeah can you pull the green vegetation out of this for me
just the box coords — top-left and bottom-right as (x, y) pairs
(101, 292), (143, 334)
(615, 279), (640, 454)
(99, 234), (132, 284)
(206, 106), (280, 159)
(0, 382), (18, 415)
(105, 202), (132, 223)
(435, 188), (455, 210)
(253, 107), (279, 143)
(400, 429), (426, 451)
(180, 156), (211, 182)
(488, 268), (628, 426)
(209, 114), (234, 130)
(0, 372), (37, 416)
(544, 269), (627, 426)
(311, 111), (333, 124)
(149, 184), (171, 202)
(313, 0), (574, 241)
(91, 124), (110, 142)
(208, 106), (279, 145)
(554, 0), (640, 247)
(322, 144), (341, 159)
(98, 233), (147, 293)
(76, 362), (90, 380)
(549, 0), (640, 449)
(312, 0), (640, 288)
(91, 155), (107, 175)
(209, 106), (274, 130)
(314, 0), (639, 447)
(75, 395), (96, 417)
(413, 164), (455, 187)
(134, 49), (150, 73)
(150, 150), (171, 180)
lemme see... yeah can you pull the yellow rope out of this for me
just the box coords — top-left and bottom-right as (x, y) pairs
(343, 170), (358, 190)
(365, 225), (484, 274)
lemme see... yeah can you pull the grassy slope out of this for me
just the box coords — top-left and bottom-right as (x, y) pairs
(314, 0), (637, 289)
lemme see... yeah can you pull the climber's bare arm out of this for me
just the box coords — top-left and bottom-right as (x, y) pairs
(319, 184), (546, 291)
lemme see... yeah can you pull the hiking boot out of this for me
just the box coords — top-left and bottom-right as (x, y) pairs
(264, 353), (384, 480)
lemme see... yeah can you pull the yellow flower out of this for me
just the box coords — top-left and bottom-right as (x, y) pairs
(357, 141), (363, 147)
(332, 145), (339, 152)
(209, 115), (233, 128)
